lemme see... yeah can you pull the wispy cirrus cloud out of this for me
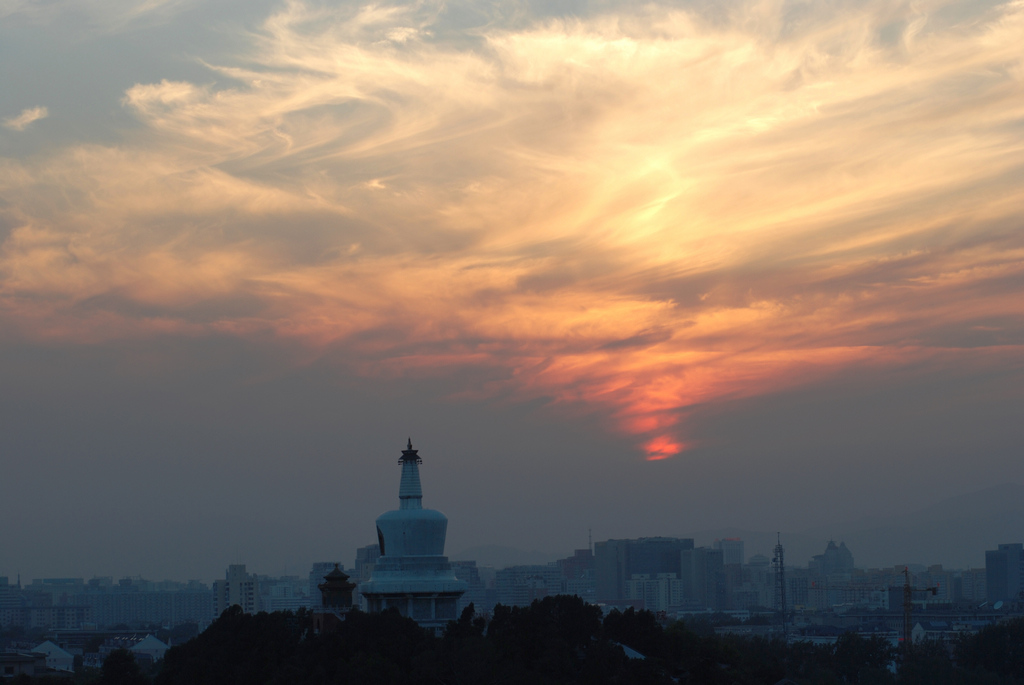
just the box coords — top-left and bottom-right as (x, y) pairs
(3, 106), (48, 131)
(1, 0), (1023, 459)
(0, 0), (197, 31)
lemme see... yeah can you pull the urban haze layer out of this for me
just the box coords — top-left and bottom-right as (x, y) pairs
(3, 443), (1023, 659)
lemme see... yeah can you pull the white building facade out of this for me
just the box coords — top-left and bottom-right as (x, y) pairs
(213, 564), (260, 617)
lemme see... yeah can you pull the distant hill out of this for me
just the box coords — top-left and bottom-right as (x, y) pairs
(677, 528), (828, 568)
(451, 544), (558, 568)
(454, 485), (1024, 572)
(805, 482), (1024, 569)
(684, 483), (1024, 570)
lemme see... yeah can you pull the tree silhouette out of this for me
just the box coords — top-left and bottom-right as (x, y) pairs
(98, 649), (149, 685)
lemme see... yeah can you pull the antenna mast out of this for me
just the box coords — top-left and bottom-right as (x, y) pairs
(773, 533), (788, 639)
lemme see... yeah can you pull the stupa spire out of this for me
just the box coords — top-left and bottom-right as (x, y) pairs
(398, 438), (423, 509)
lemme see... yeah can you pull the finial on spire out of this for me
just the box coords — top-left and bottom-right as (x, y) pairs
(399, 438), (422, 465)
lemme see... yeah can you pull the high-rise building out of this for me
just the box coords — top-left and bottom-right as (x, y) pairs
(4, 577), (212, 630)
(960, 568), (987, 602)
(624, 573), (679, 612)
(258, 575), (309, 612)
(594, 540), (629, 602)
(213, 564), (260, 617)
(985, 543), (1024, 603)
(78, 579), (212, 628)
(680, 547), (725, 610)
(354, 545), (381, 576)
(808, 540), (855, 577)
(919, 565), (955, 603)
(0, 577), (19, 610)
(352, 544), (381, 609)
(359, 440), (466, 632)
(594, 537), (694, 602)
(737, 553), (772, 610)
(557, 549), (596, 603)
(495, 565), (562, 607)
(450, 561), (488, 613)
(714, 539), (745, 566)
(558, 549), (595, 582)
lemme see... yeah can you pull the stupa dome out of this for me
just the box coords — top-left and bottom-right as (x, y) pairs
(374, 439), (450, 557)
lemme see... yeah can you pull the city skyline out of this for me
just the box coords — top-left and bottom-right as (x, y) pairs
(3, 534), (1020, 631)
(4, 480), (1023, 584)
(2, 0), (1023, 582)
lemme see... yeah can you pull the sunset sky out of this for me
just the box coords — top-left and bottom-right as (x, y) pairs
(2, 0), (1023, 581)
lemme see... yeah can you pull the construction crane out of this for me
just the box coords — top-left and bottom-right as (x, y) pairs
(901, 566), (938, 649)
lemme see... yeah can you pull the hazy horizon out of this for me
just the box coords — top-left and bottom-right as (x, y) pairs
(6, 481), (1023, 584)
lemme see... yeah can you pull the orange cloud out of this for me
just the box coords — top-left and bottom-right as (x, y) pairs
(643, 435), (686, 461)
(2, 0), (1023, 457)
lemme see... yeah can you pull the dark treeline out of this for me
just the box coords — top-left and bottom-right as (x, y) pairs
(17, 596), (1024, 684)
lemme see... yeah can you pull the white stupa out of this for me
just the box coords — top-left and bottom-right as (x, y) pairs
(360, 439), (467, 631)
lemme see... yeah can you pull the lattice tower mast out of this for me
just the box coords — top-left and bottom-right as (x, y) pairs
(772, 533), (788, 639)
